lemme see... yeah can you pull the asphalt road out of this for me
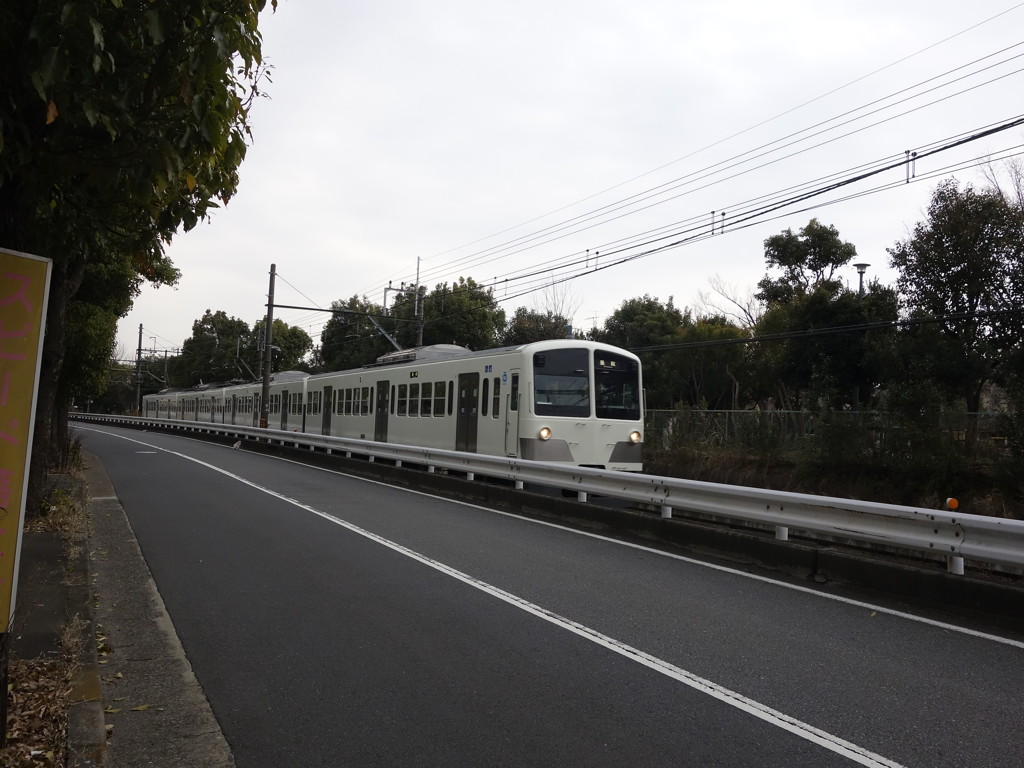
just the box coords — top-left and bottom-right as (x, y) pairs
(75, 424), (1024, 768)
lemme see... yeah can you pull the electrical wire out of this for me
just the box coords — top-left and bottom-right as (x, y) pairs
(373, 42), (1024, 295)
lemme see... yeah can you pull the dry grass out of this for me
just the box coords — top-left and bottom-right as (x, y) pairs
(1, 617), (85, 767)
(2, 470), (88, 767)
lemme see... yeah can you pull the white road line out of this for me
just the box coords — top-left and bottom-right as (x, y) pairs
(80, 425), (1024, 651)
(82, 426), (907, 767)
(222, 433), (1024, 652)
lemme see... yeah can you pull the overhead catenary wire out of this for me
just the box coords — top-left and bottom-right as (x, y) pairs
(364, 6), (1024, 292)
(368, 40), (1024, 297)
(282, 124), (1024, 348)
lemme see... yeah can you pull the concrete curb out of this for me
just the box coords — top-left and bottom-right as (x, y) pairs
(67, 539), (107, 768)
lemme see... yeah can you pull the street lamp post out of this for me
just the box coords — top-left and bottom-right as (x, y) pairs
(853, 262), (870, 297)
(851, 262), (871, 411)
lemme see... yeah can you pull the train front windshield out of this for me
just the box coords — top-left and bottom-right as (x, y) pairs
(533, 348), (641, 420)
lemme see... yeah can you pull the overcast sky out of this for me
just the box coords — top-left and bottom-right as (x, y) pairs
(116, 0), (1024, 359)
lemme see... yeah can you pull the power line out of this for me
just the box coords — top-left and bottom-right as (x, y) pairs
(367, 39), (1024, 297)
(362, 5), (1024, 294)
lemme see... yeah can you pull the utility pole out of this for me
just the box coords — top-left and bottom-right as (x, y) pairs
(134, 323), (142, 415)
(414, 256), (424, 347)
(259, 264), (276, 428)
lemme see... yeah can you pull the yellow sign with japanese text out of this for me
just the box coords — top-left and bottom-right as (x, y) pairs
(0, 249), (52, 633)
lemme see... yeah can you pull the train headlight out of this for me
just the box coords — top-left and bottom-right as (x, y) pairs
(629, 430), (642, 443)
(538, 426), (552, 440)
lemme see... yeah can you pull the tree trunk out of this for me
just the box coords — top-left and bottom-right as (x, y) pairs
(963, 380), (985, 458)
(27, 254), (85, 514)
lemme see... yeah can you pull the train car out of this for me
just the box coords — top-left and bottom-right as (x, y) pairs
(143, 339), (644, 471)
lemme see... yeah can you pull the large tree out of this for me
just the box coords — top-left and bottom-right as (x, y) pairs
(252, 317), (313, 374)
(417, 277), (506, 351)
(169, 310), (252, 387)
(756, 218), (857, 306)
(319, 295), (396, 372)
(501, 307), (572, 346)
(1, 1), (273, 507)
(674, 315), (748, 410)
(888, 179), (1024, 450)
(592, 295), (688, 408)
(748, 219), (896, 412)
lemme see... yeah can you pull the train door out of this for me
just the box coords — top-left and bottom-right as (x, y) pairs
(280, 389), (289, 431)
(374, 380), (389, 442)
(456, 372), (479, 452)
(322, 386), (333, 436)
(229, 395), (237, 425)
(504, 370), (520, 456)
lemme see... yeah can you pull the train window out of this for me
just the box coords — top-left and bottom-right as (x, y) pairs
(534, 348), (590, 417)
(481, 378), (489, 417)
(359, 387), (369, 415)
(595, 351), (642, 421)
(433, 382), (445, 417)
(409, 383), (420, 416)
(492, 377), (500, 418)
(510, 374), (519, 411)
(367, 387), (374, 415)
(420, 383), (432, 416)
(354, 387), (363, 415)
(342, 388), (351, 415)
(397, 384), (408, 416)
(391, 385), (396, 415)
(447, 380), (454, 416)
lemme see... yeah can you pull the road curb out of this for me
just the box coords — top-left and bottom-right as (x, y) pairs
(68, 477), (108, 767)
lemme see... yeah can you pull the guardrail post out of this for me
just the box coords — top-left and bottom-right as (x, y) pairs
(577, 491), (587, 503)
(947, 554), (965, 575)
(661, 505), (672, 519)
(775, 526), (789, 541)
(515, 480), (524, 490)
(467, 472), (474, 481)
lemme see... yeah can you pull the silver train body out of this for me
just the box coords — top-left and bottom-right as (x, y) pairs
(143, 340), (644, 470)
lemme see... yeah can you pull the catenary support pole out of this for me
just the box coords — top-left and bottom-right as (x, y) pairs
(259, 264), (276, 429)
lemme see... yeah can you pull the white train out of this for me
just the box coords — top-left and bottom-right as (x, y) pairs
(143, 339), (644, 470)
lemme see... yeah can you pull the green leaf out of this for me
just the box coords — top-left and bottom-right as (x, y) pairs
(146, 8), (164, 44)
(90, 17), (104, 49)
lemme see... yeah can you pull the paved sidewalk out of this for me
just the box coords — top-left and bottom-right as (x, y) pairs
(83, 451), (235, 767)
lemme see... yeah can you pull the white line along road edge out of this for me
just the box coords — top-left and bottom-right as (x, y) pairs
(82, 427), (907, 767)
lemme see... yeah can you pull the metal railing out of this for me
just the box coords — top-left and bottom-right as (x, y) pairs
(72, 413), (1024, 574)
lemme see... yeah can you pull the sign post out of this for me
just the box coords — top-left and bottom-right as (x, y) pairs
(0, 248), (52, 741)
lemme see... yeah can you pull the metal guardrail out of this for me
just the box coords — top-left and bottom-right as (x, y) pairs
(73, 413), (1024, 573)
